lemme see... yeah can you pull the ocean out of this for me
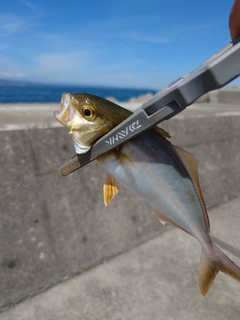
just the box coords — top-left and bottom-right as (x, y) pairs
(0, 81), (156, 103)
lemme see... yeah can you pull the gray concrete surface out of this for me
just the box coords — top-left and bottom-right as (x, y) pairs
(0, 103), (60, 130)
(1, 196), (240, 320)
(195, 86), (240, 104)
(212, 88), (240, 104)
(1, 100), (240, 129)
(1, 101), (240, 129)
(0, 101), (240, 312)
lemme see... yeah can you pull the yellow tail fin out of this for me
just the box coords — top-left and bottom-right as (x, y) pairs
(199, 244), (240, 296)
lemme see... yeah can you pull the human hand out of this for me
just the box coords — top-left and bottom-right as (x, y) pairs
(229, 0), (240, 39)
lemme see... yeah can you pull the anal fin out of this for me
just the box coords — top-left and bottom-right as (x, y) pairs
(154, 209), (173, 226)
(154, 209), (191, 235)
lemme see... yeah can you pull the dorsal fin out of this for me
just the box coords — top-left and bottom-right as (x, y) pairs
(103, 173), (120, 206)
(173, 146), (210, 232)
(154, 126), (171, 139)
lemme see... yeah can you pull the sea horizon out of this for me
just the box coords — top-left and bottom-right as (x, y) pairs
(0, 79), (156, 104)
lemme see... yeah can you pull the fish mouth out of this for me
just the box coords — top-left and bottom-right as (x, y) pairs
(54, 93), (76, 127)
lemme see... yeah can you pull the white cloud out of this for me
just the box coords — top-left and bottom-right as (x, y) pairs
(120, 19), (225, 44)
(18, 0), (44, 18)
(0, 1), (42, 38)
(18, 0), (36, 12)
(35, 52), (89, 71)
(0, 43), (11, 51)
(27, 52), (93, 83)
(0, 55), (28, 80)
(121, 32), (171, 43)
(0, 71), (26, 79)
(38, 33), (63, 41)
(0, 14), (27, 37)
(0, 51), (170, 88)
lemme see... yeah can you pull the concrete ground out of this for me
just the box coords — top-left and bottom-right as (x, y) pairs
(1, 196), (240, 320)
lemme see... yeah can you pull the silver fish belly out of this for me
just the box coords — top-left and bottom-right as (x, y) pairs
(98, 129), (210, 248)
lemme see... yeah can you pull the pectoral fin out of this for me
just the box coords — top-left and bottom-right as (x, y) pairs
(103, 173), (120, 206)
(174, 146), (210, 232)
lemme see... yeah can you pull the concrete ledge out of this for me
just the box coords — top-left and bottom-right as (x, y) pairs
(0, 105), (240, 310)
(196, 87), (240, 104)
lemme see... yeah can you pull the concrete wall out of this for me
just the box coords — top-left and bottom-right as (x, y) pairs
(196, 87), (240, 104)
(1, 112), (240, 310)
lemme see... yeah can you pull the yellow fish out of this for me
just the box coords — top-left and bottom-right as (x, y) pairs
(55, 92), (240, 296)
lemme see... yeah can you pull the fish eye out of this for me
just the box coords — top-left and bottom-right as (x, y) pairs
(84, 109), (91, 117)
(81, 105), (96, 121)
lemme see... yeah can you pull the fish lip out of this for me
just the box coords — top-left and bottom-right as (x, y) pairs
(54, 93), (77, 127)
(54, 110), (66, 126)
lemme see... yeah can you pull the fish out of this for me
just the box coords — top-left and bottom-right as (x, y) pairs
(54, 92), (240, 296)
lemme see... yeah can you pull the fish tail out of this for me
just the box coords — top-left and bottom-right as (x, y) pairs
(198, 243), (240, 296)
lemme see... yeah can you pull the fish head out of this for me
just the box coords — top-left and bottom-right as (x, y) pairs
(54, 92), (132, 154)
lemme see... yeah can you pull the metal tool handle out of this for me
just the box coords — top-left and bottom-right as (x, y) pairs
(60, 36), (240, 176)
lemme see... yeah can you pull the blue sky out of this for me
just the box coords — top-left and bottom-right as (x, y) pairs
(0, 0), (235, 89)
